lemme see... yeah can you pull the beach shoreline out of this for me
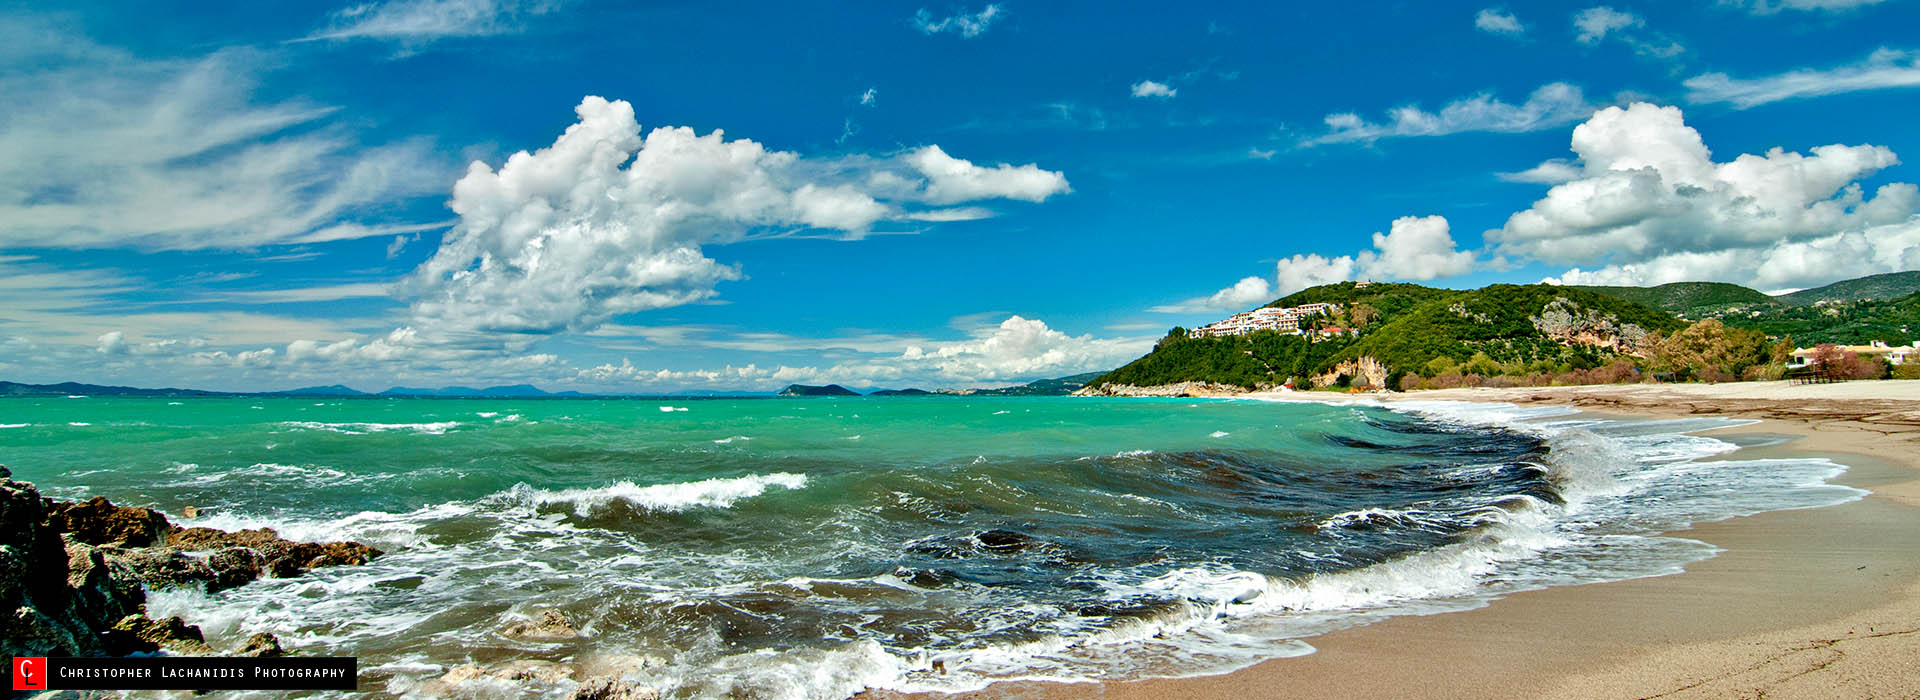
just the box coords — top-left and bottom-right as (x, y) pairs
(880, 380), (1920, 699)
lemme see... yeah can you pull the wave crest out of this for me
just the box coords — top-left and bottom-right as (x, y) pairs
(504, 473), (810, 516)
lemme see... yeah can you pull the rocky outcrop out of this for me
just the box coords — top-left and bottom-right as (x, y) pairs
(1072, 382), (1254, 397)
(108, 614), (213, 654)
(2, 465), (141, 658)
(104, 545), (266, 594)
(235, 632), (287, 657)
(568, 676), (661, 700)
(46, 497), (173, 547)
(1530, 297), (1656, 355)
(169, 527), (382, 578)
(421, 658), (661, 700)
(2, 464), (385, 659)
(501, 609), (580, 640)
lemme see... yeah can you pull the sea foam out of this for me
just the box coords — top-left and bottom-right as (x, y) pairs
(505, 473), (810, 516)
(278, 421), (462, 435)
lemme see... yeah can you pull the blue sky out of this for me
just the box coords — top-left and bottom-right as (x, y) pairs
(3, 0), (1919, 392)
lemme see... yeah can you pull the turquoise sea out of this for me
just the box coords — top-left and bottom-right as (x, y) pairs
(0, 395), (1866, 698)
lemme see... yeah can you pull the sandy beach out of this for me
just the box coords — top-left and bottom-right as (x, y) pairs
(883, 380), (1920, 699)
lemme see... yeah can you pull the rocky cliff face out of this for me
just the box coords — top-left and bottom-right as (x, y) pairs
(1, 465), (382, 658)
(1310, 356), (1390, 389)
(1530, 297), (1656, 355)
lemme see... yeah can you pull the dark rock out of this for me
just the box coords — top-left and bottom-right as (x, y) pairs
(45, 497), (173, 547)
(501, 609), (580, 640)
(235, 632), (286, 658)
(973, 529), (1036, 552)
(568, 676), (661, 700)
(61, 537), (146, 639)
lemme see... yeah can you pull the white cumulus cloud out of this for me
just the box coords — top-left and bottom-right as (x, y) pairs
(892, 316), (1147, 383)
(906, 145), (1071, 204)
(1490, 102), (1917, 271)
(1275, 216), (1478, 295)
(1149, 276), (1274, 314)
(1130, 80), (1178, 99)
(1475, 8), (1525, 35)
(1310, 82), (1595, 145)
(1544, 217), (1920, 289)
(1498, 158), (1583, 184)
(407, 96), (1069, 339)
(1685, 48), (1920, 108)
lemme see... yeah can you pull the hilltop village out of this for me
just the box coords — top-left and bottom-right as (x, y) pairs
(1186, 302), (1352, 338)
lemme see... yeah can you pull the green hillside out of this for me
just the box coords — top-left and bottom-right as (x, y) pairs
(1775, 271), (1920, 306)
(1571, 281), (1776, 316)
(1088, 283), (1684, 390)
(1322, 284), (1684, 374)
(1721, 291), (1920, 346)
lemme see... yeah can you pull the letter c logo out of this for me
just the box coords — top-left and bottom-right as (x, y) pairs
(14, 657), (47, 691)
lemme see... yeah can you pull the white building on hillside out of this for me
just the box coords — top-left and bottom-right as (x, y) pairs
(1190, 303), (1341, 338)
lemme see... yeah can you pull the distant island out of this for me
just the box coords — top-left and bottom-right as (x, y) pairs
(777, 384), (861, 397)
(1079, 272), (1920, 396)
(778, 372), (1106, 397)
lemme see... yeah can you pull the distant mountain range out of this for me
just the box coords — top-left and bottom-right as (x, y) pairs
(1572, 271), (1920, 317)
(0, 373), (1112, 400)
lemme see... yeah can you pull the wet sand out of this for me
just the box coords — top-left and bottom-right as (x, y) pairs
(881, 380), (1920, 699)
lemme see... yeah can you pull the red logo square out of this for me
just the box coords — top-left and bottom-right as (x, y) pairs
(13, 657), (48, 691)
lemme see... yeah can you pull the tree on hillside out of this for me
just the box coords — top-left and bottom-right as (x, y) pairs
(1650, 320), (1769, 381)
(1770, 335), (1795, 365)
(1351, 303), (1379, 329)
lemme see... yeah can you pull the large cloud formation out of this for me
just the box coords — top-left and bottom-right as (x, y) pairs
(1493, 103), (1919, 288)
(408, 96), (1069, 338)
(1271, 215), (1478, 295)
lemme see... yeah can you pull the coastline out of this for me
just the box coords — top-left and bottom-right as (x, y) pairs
(885, 380), (1920, 699)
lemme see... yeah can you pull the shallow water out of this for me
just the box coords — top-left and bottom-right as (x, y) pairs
(0, 395), (1865, 699)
